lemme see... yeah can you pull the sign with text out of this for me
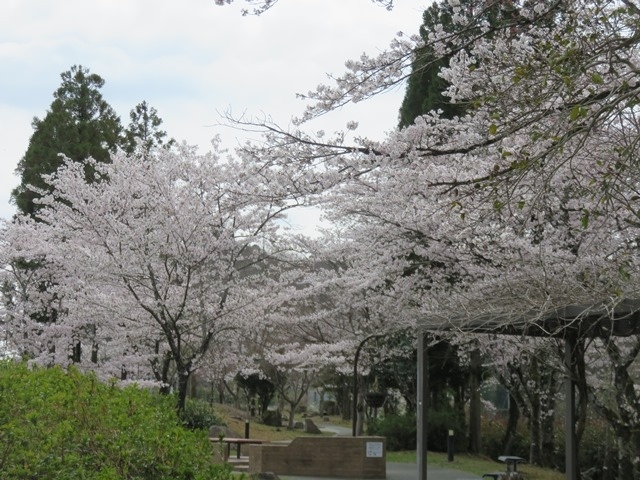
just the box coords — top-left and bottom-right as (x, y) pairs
(366, 441), (383, 458)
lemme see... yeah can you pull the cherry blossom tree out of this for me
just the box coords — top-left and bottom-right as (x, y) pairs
(216, 0), (640, 473)
(1, 141), (301, 411)
(222, 0), (640, 339)
(4, 2), (640, 473)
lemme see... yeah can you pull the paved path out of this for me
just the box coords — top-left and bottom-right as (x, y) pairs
(319, 424), (352, 436)
(280, 462), (482, 480)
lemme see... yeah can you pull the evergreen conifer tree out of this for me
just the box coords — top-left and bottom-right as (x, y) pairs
(124, 101), (175, 160)
(398, 1), (468, 128)
(398, 0), (525, 127)
(12, 65), (123, 217)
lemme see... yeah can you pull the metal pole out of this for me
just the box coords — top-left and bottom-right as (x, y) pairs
(564, 335), (578, 480)
(417, 330), (428, 480)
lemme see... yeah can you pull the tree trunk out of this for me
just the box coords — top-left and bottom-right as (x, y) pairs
(216, 378), (225, 404)
(573, 339), (589, 447)
(71, 339), (81, 363)
(468, 347), (482, 454)
(501, 394), (520, 454)
(530, 357), (541, 465)
(287, 403), (296, 430)
(356, 402), (365, 436)
(91, 342), (98, 363)
(188, 373), (197, 399)
(177, 370), (191, 413)
(341, 380), (352, 420)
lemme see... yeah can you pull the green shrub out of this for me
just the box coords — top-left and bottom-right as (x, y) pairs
(367, 410), (466, 453)
(181, 398), (225, 431)
(367, 414), (416, 451)
(0, 360), (233, 480)
(262, 409), (282, 427)
(428, 408), (467, 453)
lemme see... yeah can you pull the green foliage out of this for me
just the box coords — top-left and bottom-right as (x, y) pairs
(367, 411), (466, 453)
(12, 65), (123, 217)
(124, 101), (174, 159)
(397, 0), (471, 128)
(481, 416), (530, 460)
(235, 372), (276, 417)
(368, 329), (417, 412)
(481, 412), (620, 477)
(557, 415), (620, 480)
(427, 409), (467, 453)
(180, 398), (225, 431)
(367, 414), (417, 451)
(0, 361), (233, 480)
(261, 409), (282, 427)
(399, 0), (534, 128)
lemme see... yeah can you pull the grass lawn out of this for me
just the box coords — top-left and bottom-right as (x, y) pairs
(216, 405), (335, 442)
(387, 451), (564, 480)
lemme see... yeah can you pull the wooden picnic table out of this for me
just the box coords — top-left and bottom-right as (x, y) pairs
(210, 437), (266, 459)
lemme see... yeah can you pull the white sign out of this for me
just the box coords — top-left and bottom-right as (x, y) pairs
(366, 442), (383, 458)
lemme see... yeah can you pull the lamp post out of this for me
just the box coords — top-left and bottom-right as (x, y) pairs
(352, 333), (384, 437)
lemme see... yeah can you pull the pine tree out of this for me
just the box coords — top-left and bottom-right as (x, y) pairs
(12, 65), (123, 217)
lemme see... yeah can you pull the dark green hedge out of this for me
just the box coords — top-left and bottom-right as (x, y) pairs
(367, 410), (466, 453)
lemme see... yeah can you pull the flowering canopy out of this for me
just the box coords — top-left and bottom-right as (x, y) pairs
(226, 0), (640, 336)
(1, 141), (301, 409)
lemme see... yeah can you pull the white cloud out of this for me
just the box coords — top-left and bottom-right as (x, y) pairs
(0, 0), (426, 224)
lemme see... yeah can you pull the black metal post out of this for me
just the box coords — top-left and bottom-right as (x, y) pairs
(417, 330), (428, 480)
(564, 335), (578, 480)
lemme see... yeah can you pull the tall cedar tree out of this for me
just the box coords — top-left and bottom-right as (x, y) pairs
(398, 0), (536, 127)
(398, 1), (468, 127)
(12, 65), (123, 217)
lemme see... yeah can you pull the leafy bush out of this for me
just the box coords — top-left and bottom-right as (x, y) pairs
(368, 410), (466, 452)
(0, 361), (233, 480)
(181, 398), (225, 431)
(367, 414), (416, 451)
(262, 409), (282, 427)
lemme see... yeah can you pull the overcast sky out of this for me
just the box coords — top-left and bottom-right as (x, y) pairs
(0, 0), (426, 232)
